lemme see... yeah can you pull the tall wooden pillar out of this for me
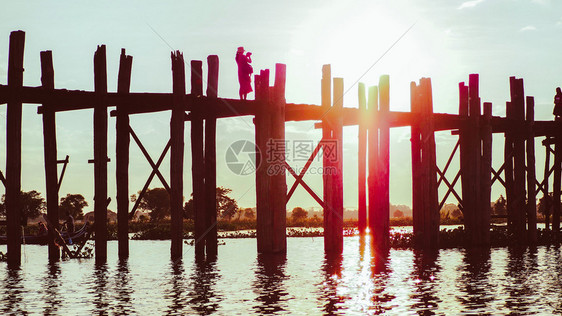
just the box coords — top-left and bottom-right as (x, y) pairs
(467, 74), (481, 245)
(417, 78), (439, 249)
(170, 52), (186, 259)
(543, 139), (551, 230)
(321, 65), (333, 252)
(324, 77), (344, 253)
(374, 75), (390, 249)
(40, 50), (60, 261)
(270, 63), (287, 253)
(255, 65), (286, 254)
(481, 102), (492, 245)
(255, 69), (270, 253)
(357, 83), (367, 233)
(458, 82), (470, 234)
(552, 134), (562, 236)
(191, 60), (205, 259)
(525, 96), (537, 243)
(93, 45), (108, 263)
(6, 30), (25, 267)
(504, 100), (515, 235)
(410, 82), (422, 244)
(205, 55), (219, 258)
(116, 49), (132, 259)
(367, 86), (379, 236)
(510, 77), (527, 242)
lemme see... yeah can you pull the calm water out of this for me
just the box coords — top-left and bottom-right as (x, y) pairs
(1, 235), (562, 315)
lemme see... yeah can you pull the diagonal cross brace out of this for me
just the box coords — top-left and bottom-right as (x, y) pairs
(57, 155), (70, 193)
(0, 170), (5, 187)
(284, 160), (327, 210)
(286, 140), (324, 201)
(437, 139), (460, 187)
(129, 126), (171, 192)
(129, 135), (172, 219)
(437, 168), (463, 211)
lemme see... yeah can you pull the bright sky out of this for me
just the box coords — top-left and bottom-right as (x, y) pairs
(1, 0), (562, 212)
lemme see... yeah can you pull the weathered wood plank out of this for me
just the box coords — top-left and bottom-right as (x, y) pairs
(410, 82), (422, 246)
(93, 45), (108, 263)
(270, 63), (288, 253)
(40, 50), (60, 261)
(376, 75), (390, 249)
(367, 85), (379, 238)
(481, 102), (492, 245)
(116, 49), (132, 259)
(525, 96), (537, 243)
(205, 55), (219, 258)
(358, 83), (367, 233)
(170, 52), (186, 259)
(6, 30), (25, 267)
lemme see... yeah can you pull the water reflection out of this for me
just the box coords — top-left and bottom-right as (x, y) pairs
(2, 268), (26, 314)
(410, 250), (441, 314)
(503, 246), (538, 314)
(113, 259), (134, 315)
(253, 253), (288, 314)
(92, 263), (110, 313)
(166, 260), (186, 314)
(370, 246), (393, 314)
(318, 253), (346, 315)
(457, 248), (493, 313)
(42, 262), (61, 315)
(186, 257), (222, 315)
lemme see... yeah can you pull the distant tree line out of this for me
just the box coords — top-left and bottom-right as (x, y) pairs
(0, 191), (89, 222)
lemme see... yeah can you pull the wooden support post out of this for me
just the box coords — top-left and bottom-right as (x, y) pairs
(116, 49), (132, 259)
(205, 55), (219, 258)
(93, 45), (108, 263)
(357, 83), (367, 233)
(505, 100), (515, 236)
(270, 63), (288, 253)
(419, 78), (439, 249)
(458, 82), (471, 236)
(510, 77), (527, 242)
(191, 60), (205, 258)
(6, 30), (25, 267)
(468, 74), (481, 245)
(321, 65), (333, 252)
(40, 50), (60, 261)
(526, 96), (537, 243)
(375, 75), (390, 249)
(325, 77), (344, 253)
(367, 86), (379, 236)
(170, 52), (186, 259)
(554, 130), (561, 234)
(543, 138), (551, 230)
(410, 82), (422, 245)
(481, 102), (492, 245)
(255, 69), (270, 253)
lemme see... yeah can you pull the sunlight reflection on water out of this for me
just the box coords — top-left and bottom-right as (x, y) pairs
(1, 236), (562, 314)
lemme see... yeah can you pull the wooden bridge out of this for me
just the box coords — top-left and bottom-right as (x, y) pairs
(1, 30), (560, 267)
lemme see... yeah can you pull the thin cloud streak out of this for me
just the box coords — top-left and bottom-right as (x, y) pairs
(458, 0), (486, 10)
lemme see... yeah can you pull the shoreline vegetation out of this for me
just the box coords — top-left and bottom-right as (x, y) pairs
(74, 217), (562, 249)
(3, 216), (561, 249)
(2, 188), (559, 249)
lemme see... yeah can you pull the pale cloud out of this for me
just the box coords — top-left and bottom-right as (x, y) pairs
(531, 0), (550, 5)
(520, 25), (537, 32)
(458, 0), (486, 9)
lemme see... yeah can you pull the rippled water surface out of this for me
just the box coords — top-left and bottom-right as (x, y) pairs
(1, 236), (562, 315)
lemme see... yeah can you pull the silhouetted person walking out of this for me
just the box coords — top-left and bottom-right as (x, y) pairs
(64, 211), (75, 234)
(554, 87), (562, 119)
(236, 46), (253, 100)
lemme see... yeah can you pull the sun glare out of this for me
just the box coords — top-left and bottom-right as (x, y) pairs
(291, 3), (435, 110)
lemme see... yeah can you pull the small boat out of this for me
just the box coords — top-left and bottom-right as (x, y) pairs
(0, 222), (90, 245)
